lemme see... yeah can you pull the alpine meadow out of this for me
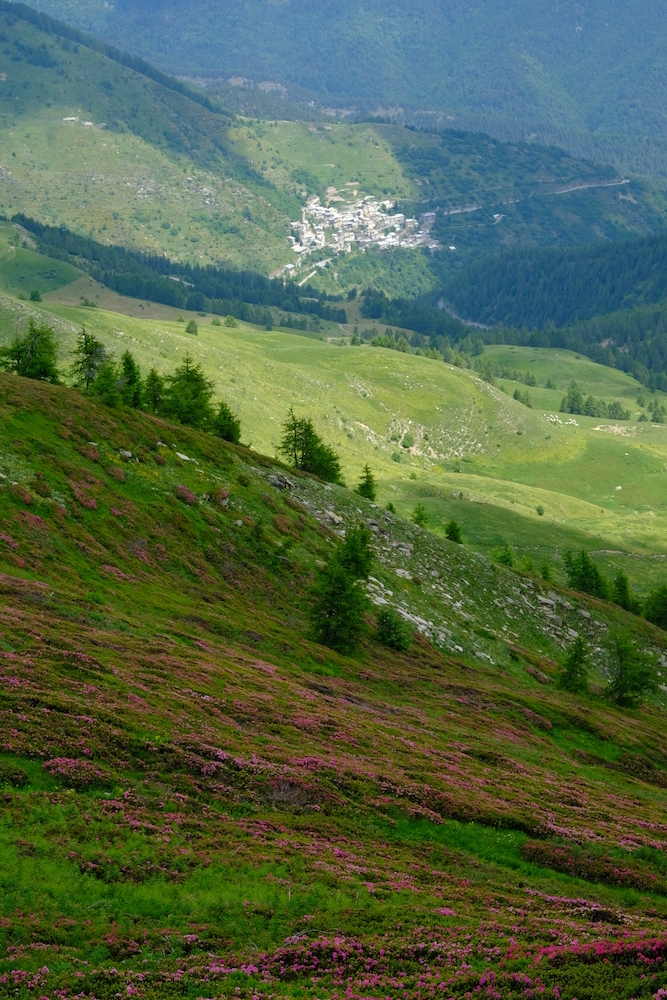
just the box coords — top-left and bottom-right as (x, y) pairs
(1, 4), (667, 1000)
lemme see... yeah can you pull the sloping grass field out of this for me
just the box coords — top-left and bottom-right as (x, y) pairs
(0, 373), (666, 999)
(6, 263), (667, 594)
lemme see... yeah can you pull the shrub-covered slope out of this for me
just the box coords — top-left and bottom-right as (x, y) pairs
(0, 374), (666, 998)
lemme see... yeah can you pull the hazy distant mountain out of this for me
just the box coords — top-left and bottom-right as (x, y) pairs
(25, 0), (667, 151)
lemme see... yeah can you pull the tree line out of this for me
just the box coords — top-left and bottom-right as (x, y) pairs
(12, 216), (348, 325)
(559, 381), (630, 420)
(0, 320), (241, 443)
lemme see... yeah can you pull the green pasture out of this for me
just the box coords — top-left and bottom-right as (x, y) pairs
(230, 120), (419, 201)
(0, 224), (82, 297)
(7, 289), (667, 593)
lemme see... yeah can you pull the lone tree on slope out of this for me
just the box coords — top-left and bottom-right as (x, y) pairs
(356, 464), (377, 502)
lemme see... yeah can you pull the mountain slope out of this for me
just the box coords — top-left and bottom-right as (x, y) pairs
(24, 0), (667, 167)
(2, 3), (667, 293)
(0, 3), (299, 270)
(0, 372), (666, 997)
(6, 272), (667, 595)
(442, 232), (667, 331)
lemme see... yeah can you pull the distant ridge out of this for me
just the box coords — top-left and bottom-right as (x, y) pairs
(0, 0), (232, 120)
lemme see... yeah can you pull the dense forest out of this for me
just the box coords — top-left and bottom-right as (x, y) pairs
(26, 0), (667, 179)
(361, 199), (667, 387)
(14, 216), (347, 324)
(440, 232), (667, 330)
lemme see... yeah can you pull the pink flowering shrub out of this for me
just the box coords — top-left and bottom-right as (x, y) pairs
(69, 481), (97, 510)
(9, 484), (32, 505)
(43, 758), (112, 789)
(176, 484), (197, 505)
(522, 839), (666, 893)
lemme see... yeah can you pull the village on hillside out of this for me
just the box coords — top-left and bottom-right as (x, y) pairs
(287, 194), (441, 264)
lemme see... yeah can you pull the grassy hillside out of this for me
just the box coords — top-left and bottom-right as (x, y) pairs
(5, 268), (667, 597)
(0, 5), (300, 271)
(0, 372), (666, 999)
(1, 3), (667, 299)
(24, 0), (667, 170)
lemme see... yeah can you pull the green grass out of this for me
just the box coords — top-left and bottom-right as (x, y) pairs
(0, 372), (665, 998)
(0, 230), (82, 297)
(10, 284), (667, 594)
(2, 11), (667, 991)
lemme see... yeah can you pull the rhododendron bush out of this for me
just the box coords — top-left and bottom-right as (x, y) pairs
(0, 375), (665, 999)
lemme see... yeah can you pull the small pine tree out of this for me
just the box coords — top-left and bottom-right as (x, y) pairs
(356, 464), (377, 502)
(564, 550), (610, 600)
(496, 542), (514, 567)
(0, 318), (60, 383)
(224, 315), (238, 328)
(213, 399), (241, 444)
(558, 637), (588, 693)
(613, 571), (640, 615)
(445, 519), (462, 543)
(412, 503), (428, 528)
(144, 368), (164, 415)
(92, 358), (121, 408)
(376, 607), (412, 652)
(385, 501), (396, 514)
(607, 635), (658, 706)
(186, 319), (198, 335)
(278, 408), (343, 484)
(309, 550), (369, 653)
(120, 350), (143, 408)
(163, 354), (214, 429)
(340, 525), (373, 579)
(70, 328), (107, 392)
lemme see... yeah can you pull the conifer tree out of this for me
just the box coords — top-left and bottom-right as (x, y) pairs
(564, 550), (610, 599)
(92, 357), (122, 408)
(309, 526), (373, 653)
(309, 547), (369, 653)
(376, 607), (412, 652)
(356, 464), (377, 502)
(120, 350), (143, 408)
(0, 319), (60, 383)
(445, 519), (462, 543)
(70, 328), (107, 392)
(607, 635), (658, 706)
(279, 408), (343, 484)
(144, 368), (164, 415)
(558, 637), (589, 693)
(412, 503), (428, 527)
(213, 399), (241, 444)
(613, 571), (640, 615)
(644, 585), (667, 630)
(163, 353), (214, 429)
